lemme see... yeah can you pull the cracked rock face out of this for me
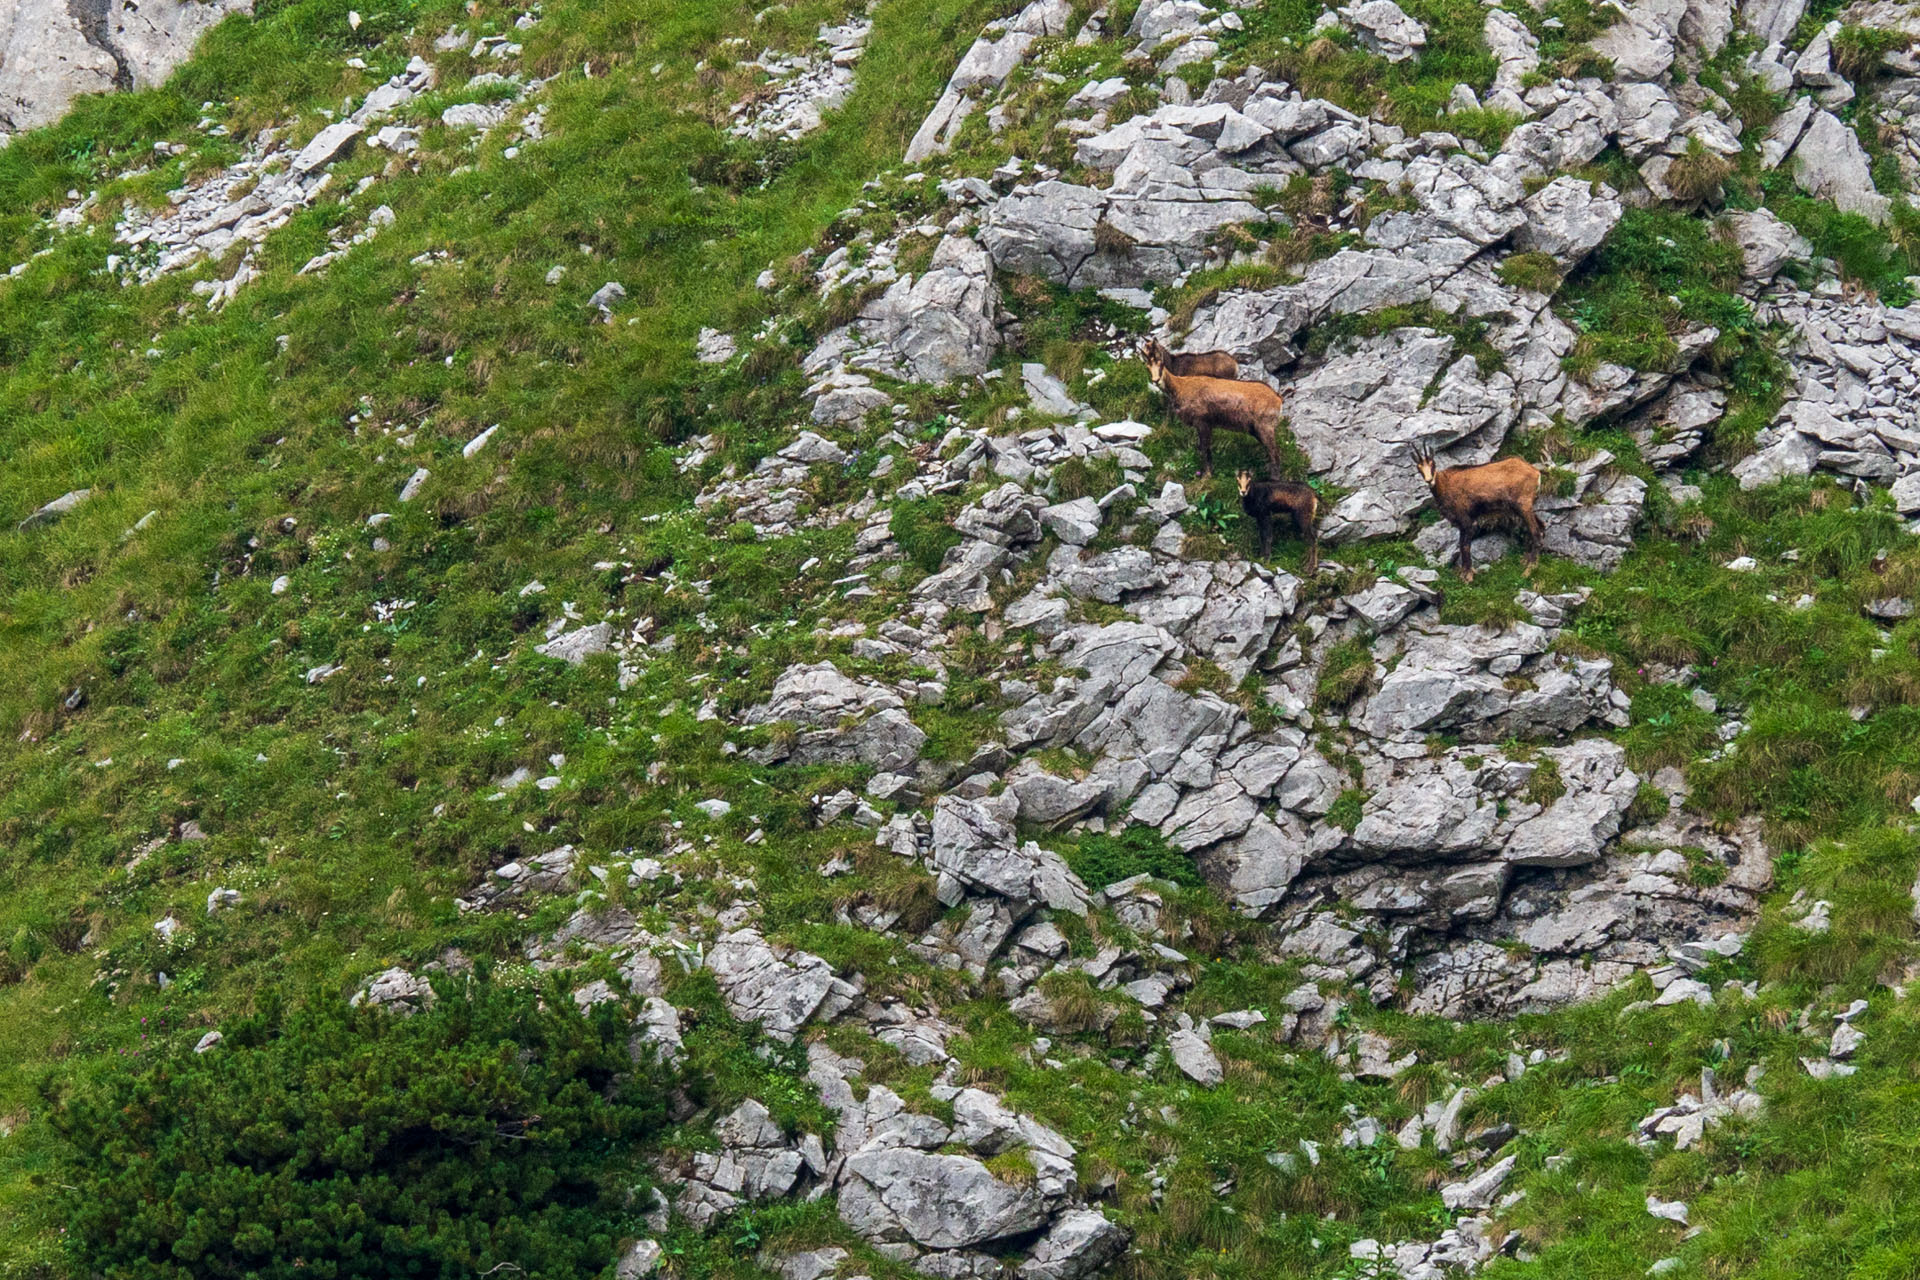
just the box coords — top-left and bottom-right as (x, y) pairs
(0, 0), (253, 136)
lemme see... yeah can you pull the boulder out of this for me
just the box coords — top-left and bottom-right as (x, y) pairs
(0, 0), (253, 136)
(1512, 178), (1622, 266)
(706, 928), (857, 1040)
(1341, 0), (1427, 60)
(838, 1149), (1049, 1248)
(1741, 0), (1806, 45)
(1167, 1028), (1224, 1084)
(846, 236), (1001, 385)
(17, 487), (91, 531)
(1018, 1211), (1130, 1280)
(1717, 208), (1810, 280)
(1792, 110), (1892, 223)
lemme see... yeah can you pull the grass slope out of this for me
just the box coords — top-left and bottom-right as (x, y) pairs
(0, 1), (1918, 1277)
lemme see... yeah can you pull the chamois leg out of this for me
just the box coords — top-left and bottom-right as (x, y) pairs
(1196, 422), (1214, 480)
(1522, 505), (1546, 576)
(1296, 506), (1318, 574)
(1263, 425), (1283, 481)
(1455, 521), (1477, 583)
(1255, 509), (1273, 558)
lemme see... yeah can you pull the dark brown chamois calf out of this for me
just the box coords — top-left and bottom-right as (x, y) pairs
(1411, 446), (1545, 582)
(1142, 345), (1283, 480)
(1237, 470), (1319, 572)
(1138, 337), (1237, 380)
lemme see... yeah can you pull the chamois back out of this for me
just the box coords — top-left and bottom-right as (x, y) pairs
(1141, 337), (1237, 380)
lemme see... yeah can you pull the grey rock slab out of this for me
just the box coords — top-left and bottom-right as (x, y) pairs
(1018, 1210), (1130, 1280)
(1041, 496), (1103, 545)
(747, 661), (904, 727)
(1485, 8), (1540, 91)
(1742, 0), (1806, 45)
(1342, 0), (1427, 60)
(706, 928), (851, 1040)
(535, 622), (612, 665)
(1718, 208), (1810, 280)
(17, 487), (91, 531)
(0, 0), (253, 136)
(1197, 812), (1310, 915)
(1503, 739), (1639, 867)
(930, 795), (1092, 912)
(1160, 780), (1259, 852)
(1793, 110), (1891, 223)
(292, 121), (364, 173)
(1441, 1154), (1516, 1211)
(1167, 1028), (1224, 1084)
(1513, 177), (1622, 266)
(846, 235), (1001, 385)
(838, 1148), (1049, 1248)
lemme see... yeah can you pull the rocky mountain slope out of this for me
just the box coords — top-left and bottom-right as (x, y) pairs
(5, 0), (1920, 1276)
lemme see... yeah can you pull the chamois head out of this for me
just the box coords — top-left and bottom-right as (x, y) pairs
(1140, 340), (1169, 386)
(1235, 469), (1253, 496)
(1411, 445), (1439, 489)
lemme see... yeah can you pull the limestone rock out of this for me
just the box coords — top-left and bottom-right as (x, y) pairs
(0, 0), (253, 137)
(1341, 0), (1427, 61)
(1718, 208), (1810, 280)
(839, 1148), (1049, 1248)
(17, 488), (91, 531)
(1792, 110), (1891, 223)
(1018, 1210), (1130, 1280)
(1167, 1028), (1224, 1084)
(706, 928), (858, 1040)
(844, 235), (1001, 385)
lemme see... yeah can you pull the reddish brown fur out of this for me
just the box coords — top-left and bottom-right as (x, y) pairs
(1412, 449), (1545, 581)
(1143, 348), (1283, 479)
(1141, 337), (1237, 380)
(1237, 469), (1319, 571)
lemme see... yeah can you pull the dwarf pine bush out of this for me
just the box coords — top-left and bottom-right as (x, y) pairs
(48, 973), (667, 1280)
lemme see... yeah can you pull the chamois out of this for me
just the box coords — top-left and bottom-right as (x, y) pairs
(1411, 447), (1545, 582)
(1142, 345), (1284, 480)
(1237, 470), (1319, 572)
(1138, 337), (1237, 380)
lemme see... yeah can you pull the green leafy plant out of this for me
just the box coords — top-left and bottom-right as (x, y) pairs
(1190, 494), (1241, 535)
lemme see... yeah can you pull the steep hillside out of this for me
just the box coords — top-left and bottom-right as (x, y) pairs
(5, 0), (1920, 1277)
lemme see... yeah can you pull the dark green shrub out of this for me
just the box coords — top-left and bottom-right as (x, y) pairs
(49, 973), (668, 1280)
(1064, 825), (1204, 889)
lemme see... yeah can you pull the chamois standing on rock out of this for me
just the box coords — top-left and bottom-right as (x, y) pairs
(1238, 470), (1319, 572)
(1411, 446), (1545, 582)
(1138, 337), (1237, 380)
(1142, 344), (1284, 480)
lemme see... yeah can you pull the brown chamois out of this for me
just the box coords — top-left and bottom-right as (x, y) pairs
(1411, 447), (1545, 582)
(1142, 345), (1283, 480)
(1237, 470), (1319, 572)
(1139, 336), (1237, 380)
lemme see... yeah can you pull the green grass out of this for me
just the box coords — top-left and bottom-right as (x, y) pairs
(3, 0), (1920, 1275)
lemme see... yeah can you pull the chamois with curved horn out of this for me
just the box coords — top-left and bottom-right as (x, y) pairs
(1411, 446), (1545, 582)
(1142, 345), (1284, 480)
(1138, 336), (1237, 380)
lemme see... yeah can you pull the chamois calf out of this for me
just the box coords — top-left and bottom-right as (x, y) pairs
(1238, 470), (1319, 572)
(1142, 345), (1283, 480)
(1411, 447), (1545, 582)
(1138, 337), (1237, 380)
